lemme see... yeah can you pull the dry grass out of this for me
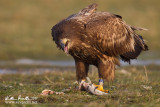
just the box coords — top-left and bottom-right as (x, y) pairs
(0, 0), (160, 60)
(0, 65), (160, 106)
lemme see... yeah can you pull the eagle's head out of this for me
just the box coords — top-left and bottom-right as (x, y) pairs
(60, 38), (71, 54)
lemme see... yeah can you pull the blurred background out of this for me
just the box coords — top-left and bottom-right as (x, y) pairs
(0, 0), (160, 62)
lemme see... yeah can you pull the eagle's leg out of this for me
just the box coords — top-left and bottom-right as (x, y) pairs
(94, 59), (115, 93)
(75, 60), (89, 90)
(93, 78), (109, 93)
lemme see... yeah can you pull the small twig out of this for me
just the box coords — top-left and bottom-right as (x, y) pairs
(45, 76), (54, 84)
(144, 66), (148, 82)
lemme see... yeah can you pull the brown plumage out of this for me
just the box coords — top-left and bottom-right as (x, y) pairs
(51, 3), (148, 82)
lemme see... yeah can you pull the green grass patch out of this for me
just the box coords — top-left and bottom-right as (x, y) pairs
(0, 65), (160, 106)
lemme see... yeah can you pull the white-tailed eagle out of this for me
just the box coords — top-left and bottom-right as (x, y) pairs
(51, 3), (148, 93)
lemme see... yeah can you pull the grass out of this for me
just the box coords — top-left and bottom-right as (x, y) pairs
(0, 0), (160, 60)
(0, 65), (160, 106)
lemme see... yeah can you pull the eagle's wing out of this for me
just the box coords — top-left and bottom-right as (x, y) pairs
(52, 3), (147, 57)
(83, 13), (137, 56)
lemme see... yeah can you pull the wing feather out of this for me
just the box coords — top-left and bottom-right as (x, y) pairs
(83, 12), (135, 56)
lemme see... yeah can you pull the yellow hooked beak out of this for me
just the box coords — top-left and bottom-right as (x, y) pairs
(60, 38), (69, 54)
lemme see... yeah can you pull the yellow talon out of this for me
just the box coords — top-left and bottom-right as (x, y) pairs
(93, 84), (109, 93)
